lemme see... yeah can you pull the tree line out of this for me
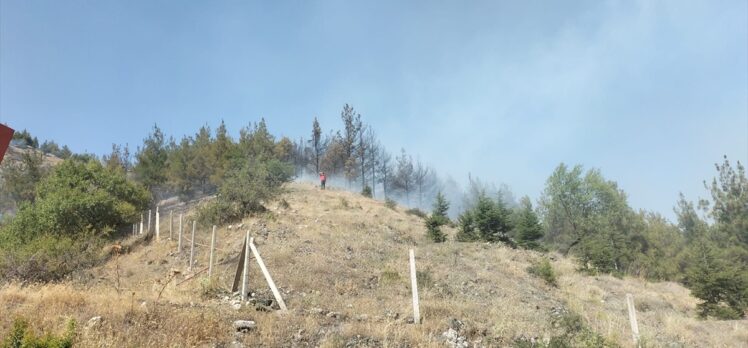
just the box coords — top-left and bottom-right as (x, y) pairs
(1, 108), (745, 319)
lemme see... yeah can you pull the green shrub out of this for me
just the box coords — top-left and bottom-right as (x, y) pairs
(425, 215), (447, 243)
(0, 158), (149, 282)
(196, 200), (243, 227)
(197, 159), (293, 226)
(361, 185), (372, 198)
(416, 269), (434, 289)
(405, 208), (427, 219)
(385, 198), (397, 210)
(380, 269), (401, 285)
(2, 317), (75, 348)
(527, 258), (558, 287)
(456, 193), (515, 246)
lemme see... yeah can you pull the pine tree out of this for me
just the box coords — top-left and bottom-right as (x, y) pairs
(685, 241), (747, 319)
(457, 193), (514, 246)
(134, 124), (168, 190)
(514, 196), (544, 250)
(425, 192), (450, 242)
(310, 117), (324, 174)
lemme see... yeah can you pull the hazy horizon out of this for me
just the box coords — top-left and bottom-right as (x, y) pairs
(2, 0), (746, 221)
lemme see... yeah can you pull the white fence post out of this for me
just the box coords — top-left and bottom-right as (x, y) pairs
(140, 214), (144, 235)
(249, 237), (287, 311)
(409, 248), (420, 324)
(178, 214), (183, 253)
(189, 221), (196, 271)
(209, 225), (216, 278)
(155, 207), (160, 241)
(626, 293), (640, 347)
(241, 231), (250, 301)
(147, 209), (151, 235)
(169, 210), (173, 240)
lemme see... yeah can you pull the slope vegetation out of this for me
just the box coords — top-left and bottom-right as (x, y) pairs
(1, 182), (745, 347)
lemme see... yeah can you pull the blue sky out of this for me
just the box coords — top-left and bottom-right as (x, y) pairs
(1, 0), (746, 220)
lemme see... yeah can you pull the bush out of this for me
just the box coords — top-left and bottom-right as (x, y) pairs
(405, 208), (427, 219)
(361, 185), (372, 198)
(527, 258), (558, 287)
(0, 158), (150, 282)
(425, 215), (447, 243)
(2, 317), (75, 348)
(385, 198), (397, 210)
(197, 159), (293, 226)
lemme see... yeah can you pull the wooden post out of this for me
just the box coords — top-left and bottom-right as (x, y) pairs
(169, 210), (173, 240)
(189, 221), (196, 271)
(626, 293), (640, 347)
(208, 225), (216, 278)
(140, 214), (144, 234)
(147, 209), (151, 235)
(155, 207), (160, 241)
(178, 214), (183, 253)
(409, 248), (420, 324)
(249, 237), (287, 310)
(241, 231), (250, 301)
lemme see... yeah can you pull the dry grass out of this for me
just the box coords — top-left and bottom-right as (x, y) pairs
(2, 182), (746, 347)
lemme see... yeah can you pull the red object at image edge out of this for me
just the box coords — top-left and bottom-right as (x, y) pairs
(0, 124), (15, 164)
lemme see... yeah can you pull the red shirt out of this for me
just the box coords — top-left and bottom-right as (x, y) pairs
(320, 174), (326, 181)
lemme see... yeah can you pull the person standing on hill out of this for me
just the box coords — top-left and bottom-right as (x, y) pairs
(319, 172), (326, 190)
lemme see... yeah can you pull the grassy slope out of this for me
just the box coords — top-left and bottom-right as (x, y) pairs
(1, 182), (746, 347)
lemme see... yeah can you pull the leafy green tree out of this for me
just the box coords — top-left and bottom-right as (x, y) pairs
(0, 158), (149, 281)
(321, 131), (346, 176)
(514, 196), (544, 250)
(425, 192), (450, 242)
(275, 136), (294, 163)
(0, 151), (48, 204)
(134, 124), (168, 190)
(197, 159), (294, 225)
(539, 164), (642, 273)
(629, 212), (685, 281)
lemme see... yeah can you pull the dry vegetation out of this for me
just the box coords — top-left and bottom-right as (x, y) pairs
(2, 182), (746, 347)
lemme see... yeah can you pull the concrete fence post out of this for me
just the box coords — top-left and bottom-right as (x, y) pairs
(169, 210), (173, 240)
(241, 231), (250, 301)
(178, 214), (183, 253)
(155, 207), (160, 241)
(147, 209), (151, 235)
(189, 220), (196, 271)
(626, 293), (640, 347)
(140, 214), (144, 235)
(209, 225), (216, 278)
(409, 248), (421, 324)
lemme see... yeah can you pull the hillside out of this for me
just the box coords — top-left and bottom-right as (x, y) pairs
(1, 182), (746, 347)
